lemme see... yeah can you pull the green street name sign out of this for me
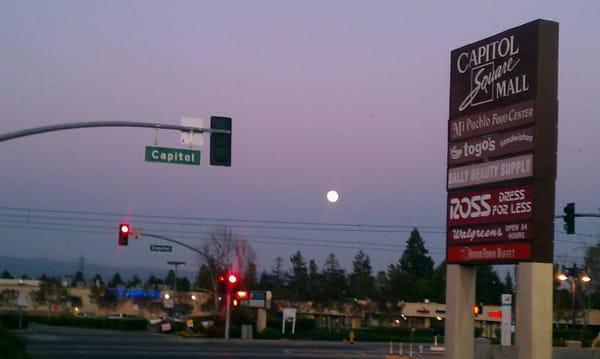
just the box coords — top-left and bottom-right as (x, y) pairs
(149, 244), (172, 252)
(145, 146), (200, 166)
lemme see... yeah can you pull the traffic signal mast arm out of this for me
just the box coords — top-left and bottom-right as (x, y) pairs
(0, 121), (230, 143)
(554, 213), (600, 218)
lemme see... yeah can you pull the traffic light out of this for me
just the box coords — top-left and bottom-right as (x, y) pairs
(210, 116), (232, 166)
(473, 303), (482, 316)
(217, 274), (227, 295)
(118, 223), (130, 246)
(217, 272), (240, 294)
(563, 202), (575, 234)
(227, 273), (240, 292)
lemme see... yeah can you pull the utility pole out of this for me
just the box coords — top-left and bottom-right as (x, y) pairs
(167, 261), (186, 317)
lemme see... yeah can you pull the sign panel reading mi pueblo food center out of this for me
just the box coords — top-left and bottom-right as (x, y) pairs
(446, 20), (558, 264)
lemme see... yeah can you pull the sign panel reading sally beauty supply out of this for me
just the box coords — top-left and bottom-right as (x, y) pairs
(447, 154), (532, 189)
(446, 20), (558, 264)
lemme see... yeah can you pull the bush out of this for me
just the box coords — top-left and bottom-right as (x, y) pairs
(553, 328), (596, 347)
(2, 314), (148, 331)
(256, 327), (282, 340)
(0, 324), (30, 358)
(0, 313), (29, 329)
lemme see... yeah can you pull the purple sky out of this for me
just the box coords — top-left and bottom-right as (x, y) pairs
(1, 1), (600, 277)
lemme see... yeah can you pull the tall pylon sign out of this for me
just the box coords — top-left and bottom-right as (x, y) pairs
(445, 20), (558, 359)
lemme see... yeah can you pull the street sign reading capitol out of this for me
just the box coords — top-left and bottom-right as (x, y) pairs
(446, 20), (558, 264)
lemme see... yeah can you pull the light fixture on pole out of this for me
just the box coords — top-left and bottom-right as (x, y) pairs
(557, 263), (592, 341)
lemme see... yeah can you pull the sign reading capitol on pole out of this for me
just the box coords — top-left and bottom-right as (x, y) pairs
(446, 20), (558, 264)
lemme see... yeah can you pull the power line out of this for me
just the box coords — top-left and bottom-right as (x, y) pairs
(0, 223), (447, 254)
(0, 218), (444, 250)
(0, 206), (445, 230)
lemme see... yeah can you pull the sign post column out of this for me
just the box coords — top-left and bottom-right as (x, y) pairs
(445, 264), (476, 359)
(516, 262), (552, 359)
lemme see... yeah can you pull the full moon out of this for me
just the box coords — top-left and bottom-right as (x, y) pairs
(326, 190), (340, 203)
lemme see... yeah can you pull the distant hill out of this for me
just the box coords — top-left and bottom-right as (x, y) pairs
(0, 256), (196, 281)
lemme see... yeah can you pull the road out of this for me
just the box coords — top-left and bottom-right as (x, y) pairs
(19, 324), (444, 358)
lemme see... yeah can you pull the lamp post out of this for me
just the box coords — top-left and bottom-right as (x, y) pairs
(167, 261), (185, 317)
(557, 263), (591, 341)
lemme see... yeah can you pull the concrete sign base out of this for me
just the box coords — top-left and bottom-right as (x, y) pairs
(516, 262), (552, 359)
(444, 264), (475, 359)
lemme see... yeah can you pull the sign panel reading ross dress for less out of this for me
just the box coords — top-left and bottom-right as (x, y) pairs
(446, 20), (558, 264)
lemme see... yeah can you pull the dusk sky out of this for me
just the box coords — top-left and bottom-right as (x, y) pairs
(1, 1), (600, 278)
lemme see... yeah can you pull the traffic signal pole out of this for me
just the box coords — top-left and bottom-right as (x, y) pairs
(225, 291), (232, 340)
(0, 121), (230, 143)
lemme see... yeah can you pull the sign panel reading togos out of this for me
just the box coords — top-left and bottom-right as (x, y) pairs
(448, 126), (534, 166)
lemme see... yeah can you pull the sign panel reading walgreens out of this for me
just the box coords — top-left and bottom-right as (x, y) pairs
(447, 221), (533, 244)
(448, 154), (532, 189)
(449, 100), (535, 141)
(448, 126), (534, 166)
(447, 184), (533, 227)
(447, 242), (532, 264)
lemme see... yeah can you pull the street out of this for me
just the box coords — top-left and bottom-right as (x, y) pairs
(19, 324), (443, 358)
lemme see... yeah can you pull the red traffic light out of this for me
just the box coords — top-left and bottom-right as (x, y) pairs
(118, 223), (130, 246)
(228, 274), (238, 284)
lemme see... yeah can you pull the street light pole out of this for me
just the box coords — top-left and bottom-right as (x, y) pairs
(167, 261), (185, 317)
(558, 264), (592, 341)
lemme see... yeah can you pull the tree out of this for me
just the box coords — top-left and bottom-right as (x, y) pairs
(258, 257), (288, 298)
(244, 261), (258, 289)
(127, 275), (143, 288)
(321, 253), (347, 302)
(475, 265), (504, 305)
(177, 277), (191, 292)
(34, 276), (68, 314)
(1, 270), (13, 279)
(91, 273), (104, 287)
(145, 275), (163, 289)
(584, 243), (600, 308)
(287, 251), (309, 300)
(307, 259), (322, 301)
(399, 228), (434, 279)
(504, 272), (514, 295)
(72, 271), (85, 286)
(108, 273), (124, 288)
(348, 250), (375, 300)
(429, 261), (447, 303)
(194, 265), (213, 291)
(164, 270), (177, 290)
(197, 226), (257, 312)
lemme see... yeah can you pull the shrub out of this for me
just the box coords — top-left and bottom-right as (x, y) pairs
(256, 327), (282, 340)
(0, 324), (30, 358)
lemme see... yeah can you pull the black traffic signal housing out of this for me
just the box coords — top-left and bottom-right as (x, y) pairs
(563, 203), (575, 234)
(210, 116), (232, 166)
(217, 274), (227, 296)
(118, 223), (130, 246)
(473, 303), (483, 316)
